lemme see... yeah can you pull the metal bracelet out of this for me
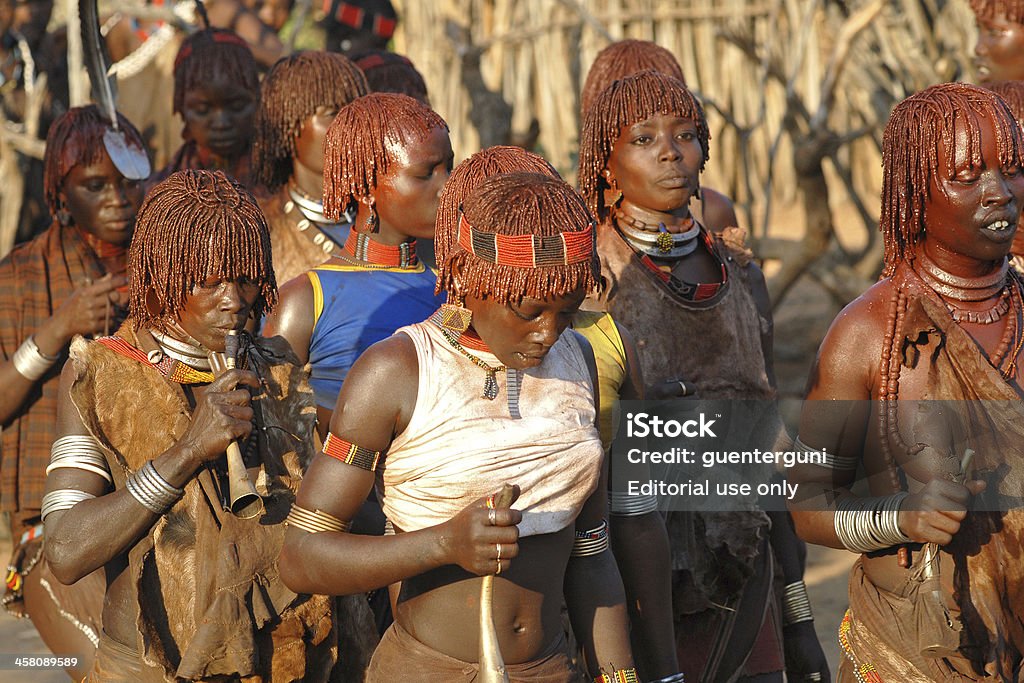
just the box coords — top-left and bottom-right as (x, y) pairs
(793, 435), (858, 470)
(12, 335), (58, 381)
(571, 519), (609, 557)
(650, 674), (686, 683)
(125, 461), (183, 514)
(609, 490), (659, 516)
(782, 579), (814, 626)
(284, 504), (351, 533)
(835, 492), (911, 553)
(46, 435), (112, 484)
(40, 489), (96, 521)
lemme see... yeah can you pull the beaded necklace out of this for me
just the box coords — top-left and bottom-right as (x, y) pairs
(428, 308), (525, 413)
(436, 324), (506, 399)
(341, 232), (418, 269)
(284, 183), (352, 255)
(878, 264), (1024, 567)
(98, 334), (216, 384)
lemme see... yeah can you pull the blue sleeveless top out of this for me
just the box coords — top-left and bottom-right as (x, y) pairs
(307, 262), (444, 408)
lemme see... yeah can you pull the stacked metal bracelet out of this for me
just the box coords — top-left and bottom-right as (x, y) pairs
(285, 504), (351, 533)
(12, 335), (58, 381)
(834, 492), (911, 553)
(609, 490), (659, 516)
(594, 668), (640, 683)
(650, 674), (686, 683)
(46, 435), (112, 484)
(782, 580), (814, 626)
(571, 519), (609, 557)
(40, 489), (96, 522)
(792, 435), (858, 470)
(125, 461), (184, 514)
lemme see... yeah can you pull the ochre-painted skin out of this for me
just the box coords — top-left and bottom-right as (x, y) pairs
(369, 125), (454, 244)
(174, 277), (261, 353)
(791, 111), (1021, 596)
(975, 14), (1024, 83)
(59, 152), (143, 247)
(462, 289), (587, 370)
(291, 106), (339, 198)
(182, 71), (258, 162)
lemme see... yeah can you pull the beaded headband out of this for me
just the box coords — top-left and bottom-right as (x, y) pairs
(324, 1), (397, 37)
(457, 212), (594, 268)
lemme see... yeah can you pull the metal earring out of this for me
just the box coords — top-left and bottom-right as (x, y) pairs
(366, 206), (379, 233)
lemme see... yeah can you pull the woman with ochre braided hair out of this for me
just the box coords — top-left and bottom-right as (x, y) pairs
(580, 39), (739, 237)
(154, 28), (260, 188)
(0, 105), (147, 680)
(971, 0), (1024, 84)
(280, 172), (636, 682)
(263, 93), (450, 432)
(44, 169), (335, 682)
(251, 50), (369, 285)
(790, 82), (1024, 683)
(435, 144), (681, 683)
(579, 70), (829, 682)
(985, 79), (1024, 274)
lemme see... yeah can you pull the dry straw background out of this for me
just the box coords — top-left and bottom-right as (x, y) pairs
(392, 0), (980, 309)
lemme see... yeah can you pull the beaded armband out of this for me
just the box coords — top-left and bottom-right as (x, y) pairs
(285, 504), (351, 533)
(571, 519), (609, 557)
(595, 668), (640, 683)
(322, 433), (382, 472)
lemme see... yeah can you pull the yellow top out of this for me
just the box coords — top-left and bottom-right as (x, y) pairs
(572, 310), (627, 448)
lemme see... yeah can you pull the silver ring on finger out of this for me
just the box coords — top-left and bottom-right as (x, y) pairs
(678, 380), (690, 396)
(488, 508), (496, 525)
(496, 543), (502, 561)
(805, 674), (822, 682)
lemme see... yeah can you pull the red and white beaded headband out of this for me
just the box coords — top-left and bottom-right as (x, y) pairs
(457, 212), (595, 268)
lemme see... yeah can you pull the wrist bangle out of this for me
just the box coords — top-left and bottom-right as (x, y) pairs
(834, 492), (910, 553)
(650, 674), (686, 683)
(12, 335), (59, 381)
(782, 580), (814, 626)
(595, 668), (640, 683)
(125, 461), (184, 514)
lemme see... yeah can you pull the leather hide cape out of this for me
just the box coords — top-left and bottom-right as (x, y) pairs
(67, 325), (335, 682)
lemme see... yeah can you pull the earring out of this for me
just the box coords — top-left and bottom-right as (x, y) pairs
(437, 294), (472, 334)
(365, 205), (379, 233)
(56, 202), (72, 227)
(604, 179), (623, 209)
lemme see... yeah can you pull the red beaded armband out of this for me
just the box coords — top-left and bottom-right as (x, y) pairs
(322, 433), (382, 472)
(595, 669), (640, 683)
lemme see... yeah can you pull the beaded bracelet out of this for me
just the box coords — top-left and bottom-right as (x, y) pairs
(595, 668), (640, 683)
(12, 335), (58, 381)
(782, 580), (814, 626)
(125, 461), (184, 514)
(571, 519), (609, 557)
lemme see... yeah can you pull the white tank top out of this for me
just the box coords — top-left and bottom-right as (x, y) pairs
(382, 321), (604, 537)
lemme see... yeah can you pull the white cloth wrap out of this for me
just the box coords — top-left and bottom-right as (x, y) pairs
(383, 322), (604, 538)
